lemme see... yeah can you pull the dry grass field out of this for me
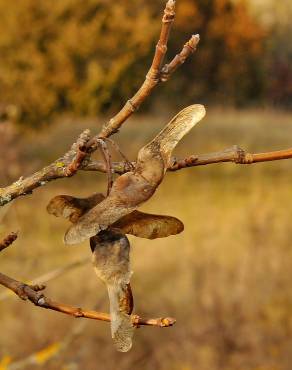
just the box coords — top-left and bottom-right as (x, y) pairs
(1, 108), (292, 370)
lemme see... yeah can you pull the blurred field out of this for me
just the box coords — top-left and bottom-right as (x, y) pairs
(1, 108), (292, 370)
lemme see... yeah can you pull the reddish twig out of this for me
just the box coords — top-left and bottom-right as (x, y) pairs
(0, 0), (201, 207)
(0, 271), (175, 328)
(0, 240), (175, 328)
(2, 144), (292, 208)
(168, 145), (292, 170)
(161, 34), (200, 82)
(64, 146), (88, 177)
(99, 0), (179, 138)
(104, 138), (135, 172)
(0, 232), (18, 252)
(99, 2), (201, 139)
(84, 145), (292, 174)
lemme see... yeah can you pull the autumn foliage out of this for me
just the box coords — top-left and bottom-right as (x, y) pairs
(0, 0), (266, 126)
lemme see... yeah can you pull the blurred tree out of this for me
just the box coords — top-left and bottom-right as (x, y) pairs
(168, 0), (267, 107)
(0, 0), (158, 126)
(265, 1), (292, 107)
(0, 0), (266, 127)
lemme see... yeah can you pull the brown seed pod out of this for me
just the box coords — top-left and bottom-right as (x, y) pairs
(47, 193), (105, 223)
(47, 193), (184, 240)
(90, 230), (134, 352)
(113, 210), (184, 239)
(47, 194), (136, 352)
(64, 105), (205, 245)
(46, 104), (205, 352)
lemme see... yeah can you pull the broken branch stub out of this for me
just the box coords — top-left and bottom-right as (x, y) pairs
(0, 232), (18, 252)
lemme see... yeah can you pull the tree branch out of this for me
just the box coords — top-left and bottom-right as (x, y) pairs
(168, 145), (292, 170)
(0, 271), (175, 328)
(0, 130), (92, 207)
(2, 144), (292, 208)
(63, 146), (88, 177)
(0, 241), (175, 328)
(84, 145), (292, 174)
(160, 34), (200, 82)
(0, 0), (201, 207)
(99, 0), (199, 138)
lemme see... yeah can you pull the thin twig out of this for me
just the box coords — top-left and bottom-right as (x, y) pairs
(2, 144), (292, 208)
(0, 232), (18, 252)
(64, 146), (88, 177)
(161, 34), (200, 82)
(0, 271), (175, 328)
(168, 145), (292, 169)
(99, 0), (178, 138)
(84, 145), (292, 174)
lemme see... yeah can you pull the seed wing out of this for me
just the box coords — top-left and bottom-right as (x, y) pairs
(113, 210), (184, 239)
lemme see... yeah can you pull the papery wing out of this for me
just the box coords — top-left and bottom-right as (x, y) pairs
(107, 284), (134, 353)
(91, 231), (134, 352)
(65, 105), (205, 245)
(113, 210), (184, 239)
(47, 193), (105, 224)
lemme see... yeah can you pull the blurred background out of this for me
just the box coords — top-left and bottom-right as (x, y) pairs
(1, 0), (292, 369)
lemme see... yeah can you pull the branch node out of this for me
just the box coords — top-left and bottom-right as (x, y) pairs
(127, 99), (137, 113)
(16, 284), (29, 301)
(146, 69), (160, 82)
(160, 34), (200, 82)
(132, 315), (141, 328)
(159, 317), (176, 327)
(162, 0), (176, 24)
(233, 146), (254, 164)
(74, 308), (84, 318)
(244, 153), (254, 164)
(97, 0), (177, 138)
(187, 34), (200, 51)
(64, 146), (88, 177)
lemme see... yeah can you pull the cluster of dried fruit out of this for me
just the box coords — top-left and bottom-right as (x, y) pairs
(47, 105), (206, 351)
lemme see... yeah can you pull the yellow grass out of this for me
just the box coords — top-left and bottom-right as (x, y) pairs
(1, 108), (292, 369)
